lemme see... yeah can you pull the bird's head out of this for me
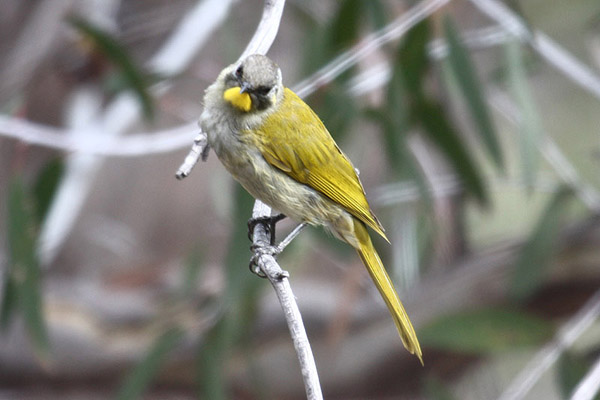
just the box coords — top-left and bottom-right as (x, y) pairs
(221, 54), (283, 113)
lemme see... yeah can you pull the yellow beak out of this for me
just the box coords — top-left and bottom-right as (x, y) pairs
(224, 86), (252, 112)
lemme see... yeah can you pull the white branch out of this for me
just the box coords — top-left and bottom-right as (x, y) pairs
(470, 0), (600, 100)
(0, 115), (196, 156)
(489, 88), (600, 211)
(570, 355), (600, 400)
(251, 202), (323, 400)
(239, 0), (287, 60)
(39, 0), (235, 266)
(498, 289), (600, 400)
(2, 0), (451, 161)
(292, 0), (452, 97)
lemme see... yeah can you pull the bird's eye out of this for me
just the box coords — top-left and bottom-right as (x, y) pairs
(235, 66), (243, 79)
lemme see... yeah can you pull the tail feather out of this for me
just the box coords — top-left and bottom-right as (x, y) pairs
(354, 220), (423, 364)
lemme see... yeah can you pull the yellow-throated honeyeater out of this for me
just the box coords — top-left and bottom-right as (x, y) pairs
(200, 54), (422, 363)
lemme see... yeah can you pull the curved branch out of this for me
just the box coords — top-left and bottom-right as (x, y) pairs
(0, 115), (196, 156)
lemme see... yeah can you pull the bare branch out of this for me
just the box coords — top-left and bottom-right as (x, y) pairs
(176, 0), (287, 179)
(250, 203), (323, 400)
(498, 289), (600, 400)
(0, 115), (196, 156)
(470, 0), (600, 100)
(39, 0), (235, 266)
(292, 0), (452, 97)
(570, 355), (600, 400)
(239, 0), (287, 60)
(489, 88), (600, 211)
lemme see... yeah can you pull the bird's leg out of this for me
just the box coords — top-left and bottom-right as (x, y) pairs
(248, 213), (286, 278)
(248, 221), (307, 279)
(247, 213), (286, 244)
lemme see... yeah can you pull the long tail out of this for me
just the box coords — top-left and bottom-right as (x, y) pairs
(353, 220), (423, 364)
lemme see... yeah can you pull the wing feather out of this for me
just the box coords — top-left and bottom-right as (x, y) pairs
(251, 88), (386, 239)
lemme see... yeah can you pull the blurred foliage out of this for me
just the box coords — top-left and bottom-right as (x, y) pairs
(371, 19), (490, 205)
(510, 186), (575, 301)
(117, 327), (184, 400)
(179, 248), (204, 298)
(197, 187), (263, 399)
(422, 375), (459, 400)
(443, 16), (504, 171)
(32, 158), (64, 224)
(2, 177), (49, 362)
(505, 39), (543, 191)
(557, 351), (600, 400)
(418, 308), (554, 354)
(303, 0), (392, 141)
(312, 81), (358, 143)
(68, 17), (156, 120)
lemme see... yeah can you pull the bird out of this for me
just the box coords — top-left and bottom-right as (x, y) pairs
(200, 54), (422, 363)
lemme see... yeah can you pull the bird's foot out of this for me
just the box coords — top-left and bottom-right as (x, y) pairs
(248, 243), (289, 279)
(247, 214), (286, 244)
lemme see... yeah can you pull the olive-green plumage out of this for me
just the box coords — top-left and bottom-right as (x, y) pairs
(200, 54), (422, 363)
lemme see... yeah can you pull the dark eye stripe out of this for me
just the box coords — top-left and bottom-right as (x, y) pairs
(255, 86), (270, 95)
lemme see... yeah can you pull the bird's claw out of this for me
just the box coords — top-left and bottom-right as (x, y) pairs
(247, 214), (286, 244)
(248, 244), (289, 279)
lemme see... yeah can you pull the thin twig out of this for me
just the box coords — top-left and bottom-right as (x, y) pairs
(292, 0), (452, 97)
(470, 0), (600, 100)
(498, 289), (600, 400)
(489, 88), (600, 211)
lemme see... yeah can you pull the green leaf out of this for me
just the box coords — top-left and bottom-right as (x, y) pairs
(117, 327), (183, 400)
(364, 0), (388, 30)
(418, 308), (553, 354)
(32, 158), (64, 225)
(68, 17), (154, 120)
(363, 108), (431, 208)
(6, 178), (49, 360)
(180, 248), (203, 298)
(313, 82), (357, 142)
(197, 319), (230, 400)
(196, 187), (263, 399)
(327, 0), (363, 56)
(0, 275), (18, 329)
(363, 108), (408, 177)
(443, 17), (503, 170)
(418, 101), (488, 205)
(510, 186), (575, 300)
(395, 20), (431, 101)
(505, 40), (542, 191)
(557, 352), (599, 400)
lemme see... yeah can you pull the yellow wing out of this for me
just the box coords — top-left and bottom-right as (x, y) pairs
(251, 88), (386, 239)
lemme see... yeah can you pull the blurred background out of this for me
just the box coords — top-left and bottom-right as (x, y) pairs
(1, 0), (600, 399)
